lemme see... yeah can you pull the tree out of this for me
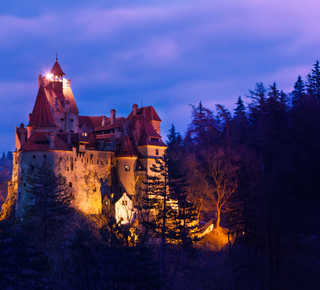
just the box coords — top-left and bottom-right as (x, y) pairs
(306, 60), (320, 99)
(232, 96), (249, 145)
(201, 147), (239, 228)
(64, 226), (100, 290)
(22, 162), (73, 245)
(216, 104), (232, 146)
(142, 153), (198, 285)
(0, 221), (50, 289)
(292, 75), (305, 104)
(0, 167), (10, 209)
(186, 101), (219, 149)
(99, 217), (162, 289)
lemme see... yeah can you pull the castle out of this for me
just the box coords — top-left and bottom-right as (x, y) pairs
(11, 59), (167, 221)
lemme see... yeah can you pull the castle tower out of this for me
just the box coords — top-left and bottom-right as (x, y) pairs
(26, 85), (57, 138)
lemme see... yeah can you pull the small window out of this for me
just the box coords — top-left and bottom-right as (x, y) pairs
(60, 118), (65, 121)
(70, 130), (74, 133)
(60, 157), (62, 161)
(97, 159), (99, 164)
(122, 200), (127, 206)
(70, 119), (74, 122)
(23, 183), (26, 187)
(156, 149), (159, 156)
(44, 155), (47, 159)
(82, 132), (87, 136)
(75, 158), (77, 162)
(31, 165), (34, 171)
(33, 155), (36, 159)
(59, 130), (63, 132)
(125, 165), (130, 171)
(69, 182), (72, 188)
(67, 167), (69, 171)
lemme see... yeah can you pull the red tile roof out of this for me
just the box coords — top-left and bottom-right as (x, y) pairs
(28, 85), (57, 128)
(44, 86), (79, 115)
(20, 132), (71, 151)
(50, 61), (65, 76)
(79, 116), (105, 130)
(130, 115), (161, 138)
(127, 106), (161, 122)
(137, 129), (167, 147)
(117, 135), (137, 157)
(94, 117), (126, 131)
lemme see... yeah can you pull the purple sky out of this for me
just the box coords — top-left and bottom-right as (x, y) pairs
(1, 0), (320, 153)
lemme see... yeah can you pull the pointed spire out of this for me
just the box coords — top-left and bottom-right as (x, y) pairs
(50, 59), (65, 76)
(28, 85), (57, 128)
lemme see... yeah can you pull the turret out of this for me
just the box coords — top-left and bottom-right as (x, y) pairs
(111, 109), (116, 124)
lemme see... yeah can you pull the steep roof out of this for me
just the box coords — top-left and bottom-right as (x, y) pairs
(127, 106), (161, 122)
(44, 86), (79, 115)
(50, 60), (65, 76)
(79, 116), (105, 130)
(20, 132), (71, 151)
(130, 114), (161, 138)
(117, 135), (137, 157)
(138, 129), (167, 147)
(28, 85), (57, 128)
(94, 117), (126, 132)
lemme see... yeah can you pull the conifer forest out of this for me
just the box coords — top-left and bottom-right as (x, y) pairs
(1, 61), (320, 289)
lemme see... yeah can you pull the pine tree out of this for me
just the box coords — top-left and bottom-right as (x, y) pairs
(0, 221), (50, 289)
(186, 101), (219, 149)
(64, 226), (100, 290)
(292, 75), (305, 104)
(232, 96), (249, 145)
(99, 217), (162, 289)
(306, 60), (320, 99)
(22, 161), (73, 245)
(142, 153), (198, 284)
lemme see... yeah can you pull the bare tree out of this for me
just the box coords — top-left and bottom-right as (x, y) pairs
(201, 147), (239, 228)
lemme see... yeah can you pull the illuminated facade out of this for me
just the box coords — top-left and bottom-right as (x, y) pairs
(12, 59), (167, 219)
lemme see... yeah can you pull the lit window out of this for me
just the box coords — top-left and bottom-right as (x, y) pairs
(82, 132), (87, 136)
(125, 165), (130, 171)
(122, 200), (127, 205)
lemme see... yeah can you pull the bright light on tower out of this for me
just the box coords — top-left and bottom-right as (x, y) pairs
(46, 73), (53, 80)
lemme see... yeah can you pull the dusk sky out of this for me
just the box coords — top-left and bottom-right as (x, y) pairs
(1, 0), (320, 154)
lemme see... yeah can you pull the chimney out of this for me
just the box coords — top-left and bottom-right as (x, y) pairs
(133, 104), (138, 116)
(20, 123), (26, 147)
(50, 131), (55, 148)
(111, 109), (116, 124)
(102, 116), (107, 126)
